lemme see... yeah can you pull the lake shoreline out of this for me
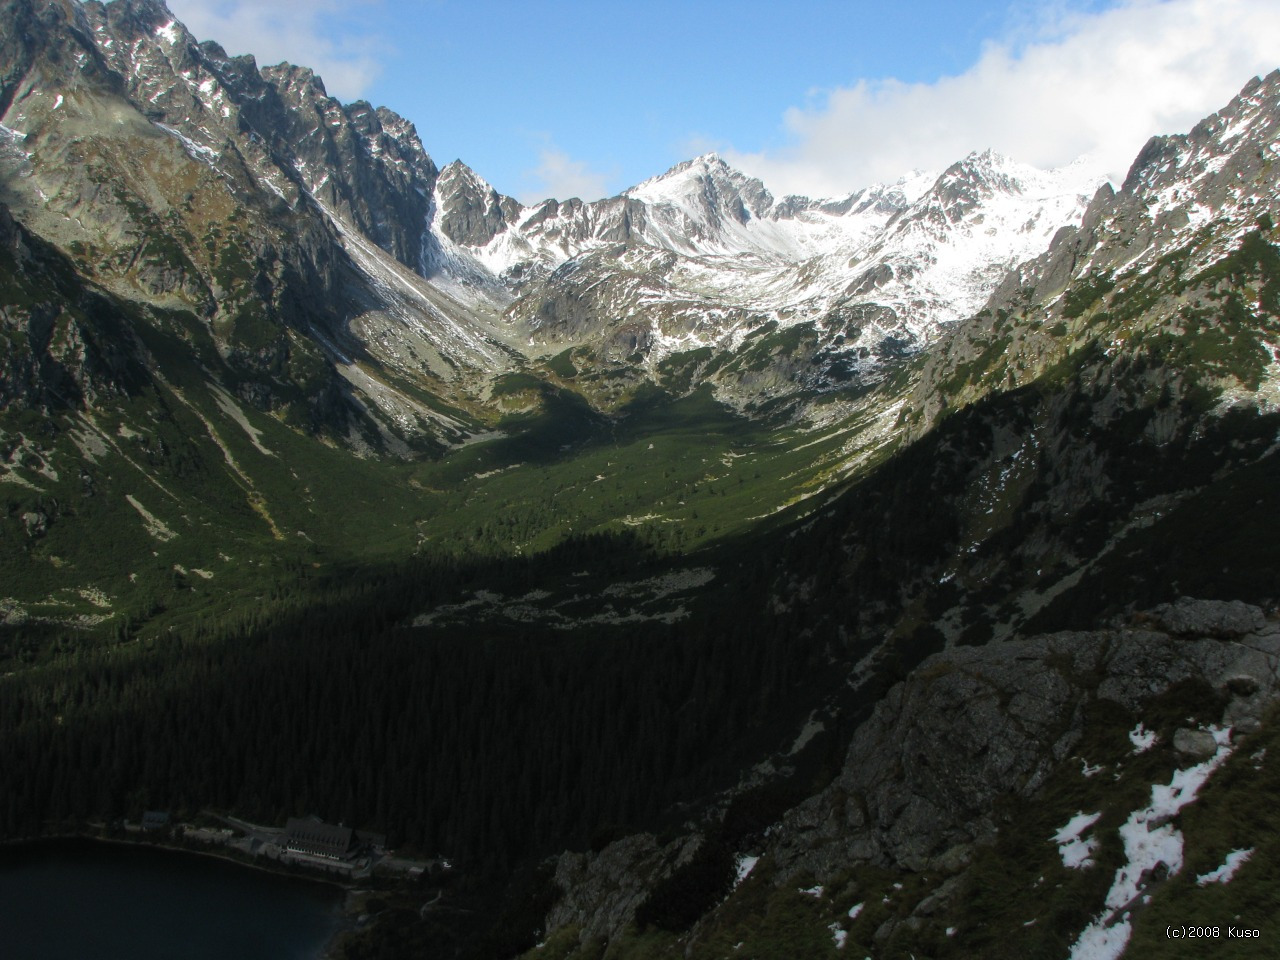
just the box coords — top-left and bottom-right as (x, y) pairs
(0, 829), (355, 891)
(0, 833), (360, 960)
(1, 832), (364, 959)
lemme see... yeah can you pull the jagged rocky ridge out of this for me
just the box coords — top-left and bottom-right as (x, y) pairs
(1, 0), (522, 453)
(474, 150), (1104, 409)
(1, 0), (1109, 441)
(909, 72), (1280, 431)
(6, 1), (1277, 455)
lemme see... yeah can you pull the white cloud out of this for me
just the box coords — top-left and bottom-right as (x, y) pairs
(726, 0), (1280, 199)
(518, 145), (615, 204)
(165, 0), (384, 101)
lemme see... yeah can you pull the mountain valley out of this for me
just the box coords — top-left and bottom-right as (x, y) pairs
(2, 2), (1280, 958)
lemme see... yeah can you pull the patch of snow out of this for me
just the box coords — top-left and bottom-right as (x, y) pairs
(1081, 759), (1104, 777)
(1129, 723), (1158, 754)
(52, 94), (63, 111)
(1196, 848), (1253, 886)
(1053, 811), (1102, 869)
(1069, 918), (1133, 960)
(847, 902), (864, 919)
(798, 885), (824, 898)
(258, 175), (289, 202)
(789, 713), (826, 755)
(155, 122), (218, 166)
(733, 854), (759, 887)
(829, 923), (848, 949)
(155, 20), (180, 45)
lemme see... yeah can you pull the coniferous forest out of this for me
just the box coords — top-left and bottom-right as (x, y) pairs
(6, 365), (1279, 879)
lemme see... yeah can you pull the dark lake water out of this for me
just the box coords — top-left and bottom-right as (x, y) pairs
(0, 839), (345, 960)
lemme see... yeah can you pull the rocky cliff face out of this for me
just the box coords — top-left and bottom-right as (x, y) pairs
(0, 200), (147, 410)
(538, 599), (1280, 955)
(81, 0), (440, 272)
(433, 159), (517, 249)
(0, 0), (530, 451)
(770, 599), (1278, 879)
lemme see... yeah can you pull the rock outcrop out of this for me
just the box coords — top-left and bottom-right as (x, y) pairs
(768, 600), (1280, 880)
(545, 833), (703, 944)
(542, 600), (1280, 941)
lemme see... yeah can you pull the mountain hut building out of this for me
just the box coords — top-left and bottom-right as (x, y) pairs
(284, 817), (355, 860)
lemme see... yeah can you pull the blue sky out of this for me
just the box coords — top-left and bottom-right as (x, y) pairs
(166, 0), (1280, 203)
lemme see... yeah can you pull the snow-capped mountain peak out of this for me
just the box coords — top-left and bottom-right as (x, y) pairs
(624, 152), (775, 223)
(0, 0), (1131, 416)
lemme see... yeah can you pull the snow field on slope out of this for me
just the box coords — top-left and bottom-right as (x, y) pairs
(1067, 726), (1235, 960)
(477, 152), (1102, 359)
